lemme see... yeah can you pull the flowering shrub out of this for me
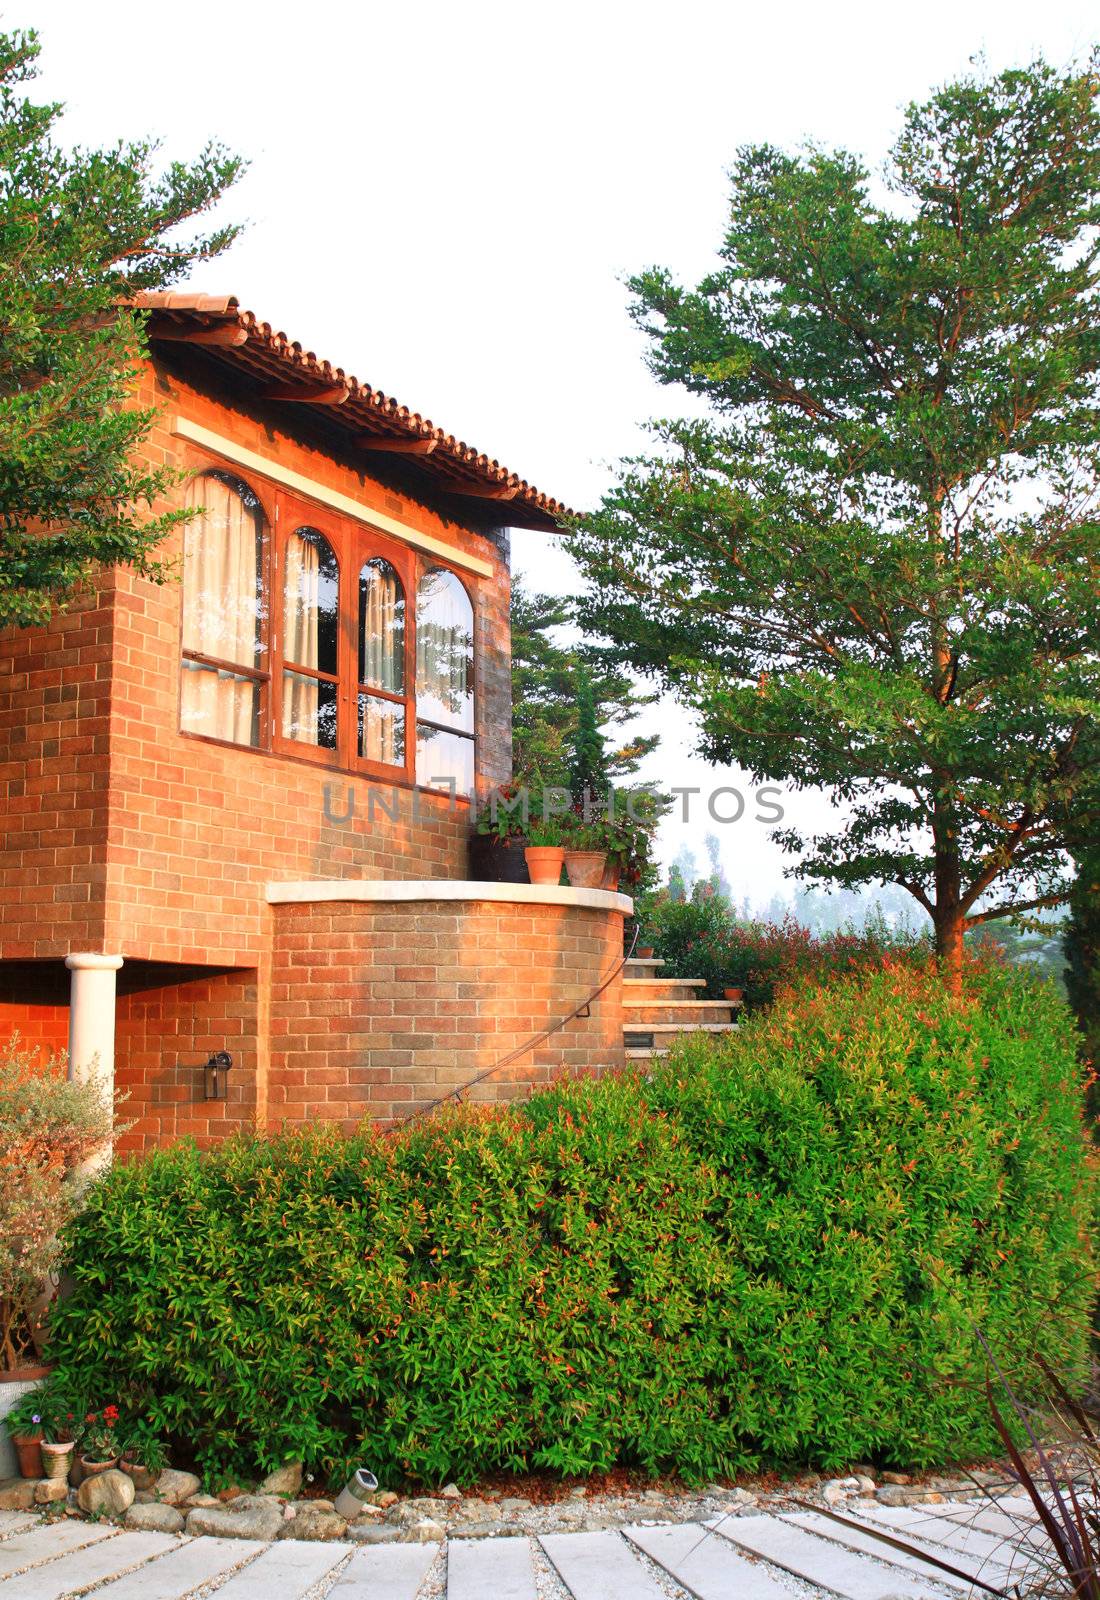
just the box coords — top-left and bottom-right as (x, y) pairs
(43, 963), (1093, 1487)
(638, 891), (926, 1007)
(0, 1038), (113, 1371)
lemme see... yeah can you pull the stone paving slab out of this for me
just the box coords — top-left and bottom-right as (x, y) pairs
(0, 1521), (115, 1581)
(328, 1542), (439, 1600)
(0, 1520), (34, 1544)
(89, 1535), (265, 1600)
(446, 1534), (535, 1600)
(0, 1492), (1064, 1599)
(711, 1513), (956, 1599)
(0, 1531), (175, 1600)
(626, 1520), (793, 1599)
(540, 1530), (669, 1600)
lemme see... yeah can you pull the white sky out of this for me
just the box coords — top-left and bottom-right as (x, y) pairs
(29, 0), (1095, 908)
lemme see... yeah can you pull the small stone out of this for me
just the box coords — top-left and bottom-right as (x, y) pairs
(259, 1463), (303, 1497)
(279, 1508), (347, 1541)
(35, 1479), (69, 1504)
(497, 1496), (531, 1514)
(124, 1502), (185, 1534)
(375, 1490), (399, 1508)
(217, 1485), (242, 1502)
(881, 1471), (911, 1486)
(449, 1521), (509, 1539)
(183, 1493), (220, 1509)
(389, 1498), (448, 1528)
(439, 1482), (462, 1500)
(721, 1489), (757, 1511)
(78, 1468), (135, 1518)
(568, 1487), (587, 1501)
(855, 1475), (876, 1496)
(348, 1522), (401, 1544)
(822, 1478), (855, 1506)
(403, 1517), (445, 1543)
(353, 1503), (385, 1521)
(133, 1490), (157, 1505)
(0, 1478), (36, 1511)
(186, 1496), (284, 1541)
(448, 1499), (495, 1523)
(155, 1469), (202, 1505)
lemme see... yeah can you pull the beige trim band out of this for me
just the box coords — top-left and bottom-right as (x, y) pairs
(170, 417), (495, 578)
(266, 879), (633, 915)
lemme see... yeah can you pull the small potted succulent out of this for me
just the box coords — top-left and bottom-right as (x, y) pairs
(80, 1405), (122, 1476)
(524, 816), (566, 886)
(119, 1425), (165, 1491)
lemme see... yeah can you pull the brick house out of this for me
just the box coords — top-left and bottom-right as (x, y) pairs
(0, 293), (631, 1153)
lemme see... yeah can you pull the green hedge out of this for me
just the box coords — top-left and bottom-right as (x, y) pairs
(46, 962), (1095, 1486)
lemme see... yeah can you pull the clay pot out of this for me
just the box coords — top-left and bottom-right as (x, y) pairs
(564, 850), (607, 889)
(120, 1456), (158, 1491)
(12, 1433), (43, 1479)
(724, 987), (744, 1005)
(80, 1455), (119, 1477)
(40, 1440), (74, 1482)
(637, 946), (654, 959)
(524, 845), (565, 886)
(601, 860), (621, 891)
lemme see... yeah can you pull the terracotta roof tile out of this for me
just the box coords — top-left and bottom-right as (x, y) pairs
(134, 292), (570, 530)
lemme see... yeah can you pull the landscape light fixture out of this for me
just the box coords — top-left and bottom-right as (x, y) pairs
(203, 1050), (233, 1102)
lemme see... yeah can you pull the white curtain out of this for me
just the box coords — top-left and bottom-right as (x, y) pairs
(282, 531), (322, 742)
(415, 568), (473, 733)
(180, 474), (262, 746)
(359, 560), (404, 766)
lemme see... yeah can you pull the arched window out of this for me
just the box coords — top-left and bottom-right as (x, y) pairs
(180, 471), (266, 747)
(281, 528), (339, 750)
(358, 558), (406, 768)
(415, 567), (474, 795)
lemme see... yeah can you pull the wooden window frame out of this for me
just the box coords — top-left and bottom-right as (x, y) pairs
(178, 454), (476, 795)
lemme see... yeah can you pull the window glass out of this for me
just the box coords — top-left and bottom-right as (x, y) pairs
(415, 723), (474, 797)
(359, 694), (406, 766)
(181, 472), (265, 746)
(416, 567), (474, 793)
(284, 529), (339, 676)
(359, 559), (405, 694)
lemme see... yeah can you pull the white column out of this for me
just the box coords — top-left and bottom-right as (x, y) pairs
(65, 952), (123, 1094)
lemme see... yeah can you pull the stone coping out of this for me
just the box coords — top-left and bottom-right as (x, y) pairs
(266, 878), (633, 915)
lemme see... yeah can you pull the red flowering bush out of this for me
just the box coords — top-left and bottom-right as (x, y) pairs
(639, 892), (926, 1008)
(44, 963), (1093, 1488)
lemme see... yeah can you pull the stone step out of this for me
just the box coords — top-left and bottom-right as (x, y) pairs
(0, 1520), (115, 1580)
(211, 1539), (348, 1600)
(711, 1514), (952, 1600)
(784, 1511), (973, 1591)
(91, 1536), (267, 1600)
(0, 1529), (177, 1600)
(329, 1542), (440, 1600)
(624, 1048), (670, 1060)
(623, 1000), (734, 1024)
(623, 958), (664, 972)
(623, 1022), (740, 1049)
(622, 977), (704, 989)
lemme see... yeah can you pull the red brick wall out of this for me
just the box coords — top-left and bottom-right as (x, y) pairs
(269, 896), (627, 1133)
(113, 964), (260, 1156)
(0, 352), (513, 971)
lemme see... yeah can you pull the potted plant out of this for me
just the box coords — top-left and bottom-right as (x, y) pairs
(468, 786), (530, 883)
(5, 1387), (80, 1481)
(80, 1405), (122, 1475)
(724, 986), (744, 1005)
(562, 816), (608, 888)
(119, 1425), (165, 1491)
(0, 1039), (112, 1479)
(524, 816), (566, 886)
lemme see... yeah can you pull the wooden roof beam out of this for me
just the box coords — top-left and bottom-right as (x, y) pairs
(443, 480), (521, 501)
(264, 382), (351, 405)
(354, 435), (438, 455)
(147, 319), (248, 347)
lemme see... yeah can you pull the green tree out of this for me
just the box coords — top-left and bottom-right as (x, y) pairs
(0, 27), (244, 627)
(570, 58), (1100, 989)
(510, 576), (658, 785)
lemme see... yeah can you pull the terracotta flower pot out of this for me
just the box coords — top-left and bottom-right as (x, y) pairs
(724, 987), (744, 1004)
(564, 850), (607, 888)
(601, 860), (621, 891)
(12, 1432), (43, 1479)
(524, 845), (565, 886)
(637, 946), (654, 959)
(40, 1441), (75, 1482)
(80, 1455), (119, 1477)
(120, 1456), (158, 1491)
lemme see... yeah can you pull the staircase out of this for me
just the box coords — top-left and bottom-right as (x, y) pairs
(622, 956), (741, 1060)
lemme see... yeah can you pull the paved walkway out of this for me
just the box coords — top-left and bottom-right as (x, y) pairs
(0, 1496), (1046, 1599)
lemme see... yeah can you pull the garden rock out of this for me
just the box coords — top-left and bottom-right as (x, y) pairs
(78, 1468), (135, 1517)
(822, 1477), (859, 1505)
(186, 1495), (284, 1541)
(259, 1463), (302, 1496)
(280, 1508), (347, 1541)
(155, 1469), (201, 1505)
(876, 1486), (945, 1507)
(403, 1516), (445, 1543)
(348, 1523), (401, 1544)
(0, 1478), (36, 1510)
(124, 1502), (185, 1534)
(182, 1493), (220, 1509)
(440, 1482), (461, 1499)
(881, 1471), (911, 1485)
(35, 1479), (69, 1504)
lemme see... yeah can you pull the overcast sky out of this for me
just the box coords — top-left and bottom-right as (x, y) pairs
(30, 0), (1095, 910)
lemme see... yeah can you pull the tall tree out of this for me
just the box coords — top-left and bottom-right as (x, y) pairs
(510, 576), (658, 784)
(0, 27), (244, 627)
(570, 58), (1100, 988)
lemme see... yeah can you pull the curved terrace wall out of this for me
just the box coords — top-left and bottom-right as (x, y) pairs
(267, 881), (631, 1132)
